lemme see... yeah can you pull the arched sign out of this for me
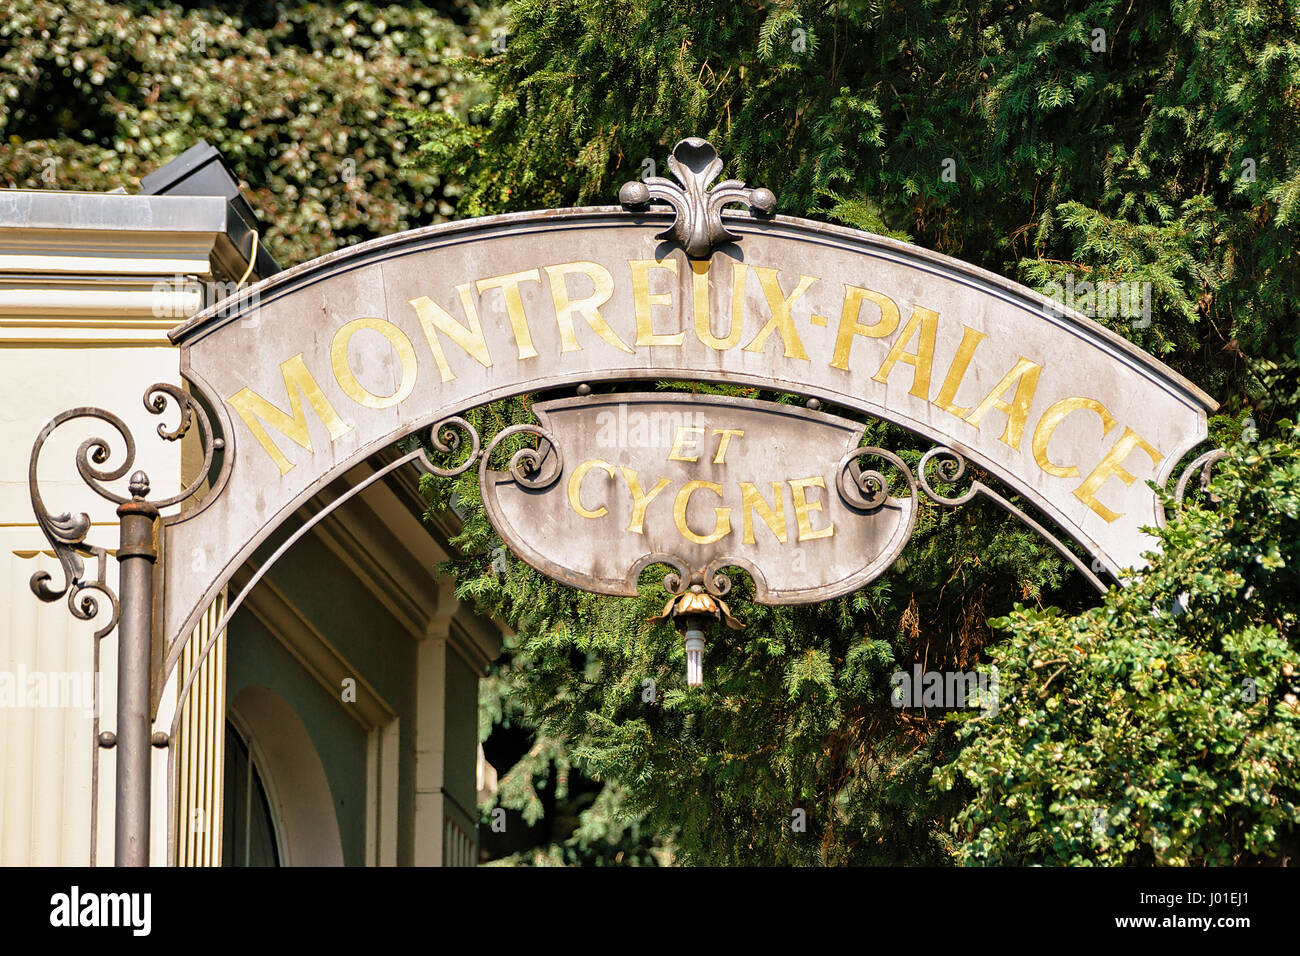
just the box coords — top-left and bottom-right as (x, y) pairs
(27, 137), (1219, 865)
(158, 173), (1215, 669)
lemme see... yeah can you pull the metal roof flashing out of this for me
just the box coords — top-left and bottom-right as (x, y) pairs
(0, 143), (280, 284)
(0, 189), (228, 232)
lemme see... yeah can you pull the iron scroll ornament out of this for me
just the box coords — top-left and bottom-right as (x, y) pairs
(27, 384), (226, 638)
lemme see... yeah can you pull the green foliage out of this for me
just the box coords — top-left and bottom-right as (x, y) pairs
(406, 0), (1299, 395)
(939, 409), (1300, 865)
(1, 0), (496, 265)
(483, 769), (672, 866)
(405, 0), (1300, 864)
(427, 395), (1072, 865)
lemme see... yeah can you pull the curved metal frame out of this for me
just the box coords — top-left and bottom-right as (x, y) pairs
(25, 134), (1228, 867)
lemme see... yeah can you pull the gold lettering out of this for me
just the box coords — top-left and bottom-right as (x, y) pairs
(711, 428), (744, 463)
(1032, 397), (1119, 478)
(673, 480), (732, 545)
(668, 426), (705, 463)
(568, 458), (615, 519)
(228, 354), (352, 476)
(742, 266), (815, 359)
(621, 468), (673, 534)
(476, 269), (542, 360)
(932, 325), (987, 417)
(409, 287), (491, 383)
(963, 357), (1043, 450)
(789, 476), (834, 541)
(830, 285), (900, 370)
(740, 481), (788, 544)
(330, 317), (418, 409)
(872, 306), (939, 400)
(630, 257), (685, 347)
(693, 259), (747, 350)
(544, 261), (633, 354)
(1073, 427), (1164, 523)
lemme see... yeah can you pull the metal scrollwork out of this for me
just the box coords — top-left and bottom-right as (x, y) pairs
(28, 510), (119, 640)
(703, 561), (733, 598)
(28, 383), (227, 638)
(917, 446), (1108, 594)
(420, 416), (482, 478)
(647, 562), (745, 633)
(142, 384), (225, 510)
(619, 137), (777, 258)
(1156, 448), (1228, 526)
(645, 555), (733, 600)
(29, 407), (131, 639)
(917, 447), (978, 506)
(656, 555), (692, 596)
(415, 416), (565, 488)
(836, 446), (917, 511)
(478, 422), (564, 490)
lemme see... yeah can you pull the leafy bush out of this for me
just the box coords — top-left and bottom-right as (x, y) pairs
(940, 397), (1300, 865)
(1, 0), (494, 265)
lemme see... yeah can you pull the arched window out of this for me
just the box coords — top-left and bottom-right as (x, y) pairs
(221, 720), (281, 867)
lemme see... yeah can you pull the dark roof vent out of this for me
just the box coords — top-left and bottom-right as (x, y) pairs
(140, 141), (281, 278)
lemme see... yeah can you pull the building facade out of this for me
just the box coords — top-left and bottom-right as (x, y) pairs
(0, 146), (500, 866)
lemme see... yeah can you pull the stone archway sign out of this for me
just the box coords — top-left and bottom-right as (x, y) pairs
(27, 137), (1221, 865)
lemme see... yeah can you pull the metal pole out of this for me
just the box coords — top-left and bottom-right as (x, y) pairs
(115, 470), (158, 867)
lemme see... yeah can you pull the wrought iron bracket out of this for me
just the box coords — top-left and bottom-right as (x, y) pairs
(916, 447), (1110, 593)
(27, 382), (226, 866)
(28, 383), (225, 644)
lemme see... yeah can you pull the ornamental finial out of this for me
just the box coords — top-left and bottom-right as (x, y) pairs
(128, 471), (150, 499)
(619, 137), (776, 258)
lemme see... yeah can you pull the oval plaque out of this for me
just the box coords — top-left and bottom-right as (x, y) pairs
(479, 393), (917, 604)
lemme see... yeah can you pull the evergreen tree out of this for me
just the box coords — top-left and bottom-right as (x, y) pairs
(407, 0), (1299, 863)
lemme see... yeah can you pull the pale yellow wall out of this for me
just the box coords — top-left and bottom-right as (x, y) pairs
(0, 206), (209, 865)
(0, 191), (502, 867)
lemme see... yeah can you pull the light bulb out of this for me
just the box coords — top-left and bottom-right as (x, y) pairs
(684, 627), (705, 687)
